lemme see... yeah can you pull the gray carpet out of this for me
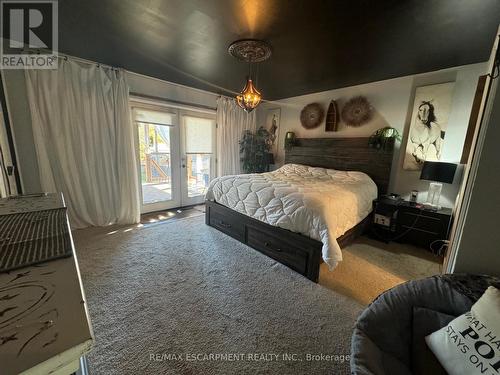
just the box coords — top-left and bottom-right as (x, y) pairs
(74, 215), (363, 375)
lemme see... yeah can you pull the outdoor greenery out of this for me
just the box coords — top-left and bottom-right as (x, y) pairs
(240, 127), (272, 173)
(138, 124), (164, 163)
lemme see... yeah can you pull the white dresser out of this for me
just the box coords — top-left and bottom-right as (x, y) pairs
(0, 194), (94, 375)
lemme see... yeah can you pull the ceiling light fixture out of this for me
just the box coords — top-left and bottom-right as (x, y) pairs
(228, 39), (272, 112)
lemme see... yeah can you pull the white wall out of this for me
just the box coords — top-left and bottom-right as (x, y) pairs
(127, 72), (218, 109)
(258, 63), (487, 208)
(452, 74), (500, 277)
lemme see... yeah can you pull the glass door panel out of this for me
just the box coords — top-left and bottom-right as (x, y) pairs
(186, 154), (211, 197)
(181, 114), (216, 205)
(132, 102), (215, 212)
(133, 106), (181, 213)
(138, 123), (172, 204)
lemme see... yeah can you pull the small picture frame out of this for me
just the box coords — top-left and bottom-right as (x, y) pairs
(265, 108), (281, 155)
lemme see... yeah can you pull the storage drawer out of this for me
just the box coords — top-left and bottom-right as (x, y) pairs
(397, 228), (439, 251)
(208, 204), (246, 241)
(246, 225), (308, 275)
(398, 210), (448, 235)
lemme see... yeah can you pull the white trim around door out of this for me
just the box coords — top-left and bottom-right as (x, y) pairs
(180, 110), (216, 206)
(130, 97), (216, 213)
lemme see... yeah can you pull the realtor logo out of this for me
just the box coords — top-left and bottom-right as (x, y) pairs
(1, 0), (58, 69)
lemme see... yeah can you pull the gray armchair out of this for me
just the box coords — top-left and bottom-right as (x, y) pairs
(350, 274), (500, 375)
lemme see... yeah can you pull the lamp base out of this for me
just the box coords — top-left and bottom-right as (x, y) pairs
(422, 202), (441, 211)
(425, 182), (442, 211)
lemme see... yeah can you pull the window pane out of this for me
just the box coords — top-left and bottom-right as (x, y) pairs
(138, 122), (172, 204)
(187, 154), (211, 197)
(185, 116), (213, 153)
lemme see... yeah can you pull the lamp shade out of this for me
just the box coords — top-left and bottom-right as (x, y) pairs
(420, 161), (457, 184)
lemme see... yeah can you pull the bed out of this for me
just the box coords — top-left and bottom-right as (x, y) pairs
(205, 137), (394, 282)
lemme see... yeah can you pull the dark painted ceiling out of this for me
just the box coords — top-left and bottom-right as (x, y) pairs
(58, 0), (500, 100)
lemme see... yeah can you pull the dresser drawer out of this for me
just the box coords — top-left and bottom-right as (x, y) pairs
(398, 210), (448, 235)
(246, 225), (308, 275)
(208, 204), (246, 241)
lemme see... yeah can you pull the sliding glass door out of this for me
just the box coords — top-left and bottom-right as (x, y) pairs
(132, 101), (216, 213)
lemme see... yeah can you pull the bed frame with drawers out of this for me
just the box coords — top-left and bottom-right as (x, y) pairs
(206, 137), (394, 282)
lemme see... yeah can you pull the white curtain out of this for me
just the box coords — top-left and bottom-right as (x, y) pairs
(25, 59), (140, 228)
(216, 96), (256, 176)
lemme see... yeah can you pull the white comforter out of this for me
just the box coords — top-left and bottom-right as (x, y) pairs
(206, 164), (377, 269)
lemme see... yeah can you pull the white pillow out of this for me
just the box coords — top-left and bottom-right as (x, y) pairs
(425, 286), (500, 375)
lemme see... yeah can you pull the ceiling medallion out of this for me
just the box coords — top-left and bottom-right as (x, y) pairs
(228, 39), (272, 62)
(228, 39), (272, 112)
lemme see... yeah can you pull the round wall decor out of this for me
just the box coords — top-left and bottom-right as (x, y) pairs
(341, 96), (373, 127)
(300, 103), (324, 129)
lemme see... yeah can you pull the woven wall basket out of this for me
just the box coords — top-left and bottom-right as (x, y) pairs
(341, 96), (373, 127)
(300, 103), (324, 129)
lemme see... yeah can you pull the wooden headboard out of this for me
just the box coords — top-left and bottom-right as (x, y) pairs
(284, 137), (394, 195)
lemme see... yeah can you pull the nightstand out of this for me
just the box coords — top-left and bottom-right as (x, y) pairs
(372, 198), (453, 255)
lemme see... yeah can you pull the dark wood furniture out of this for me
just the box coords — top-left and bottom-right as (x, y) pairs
(461, 75), (487, 164)
(206, 200), (321, 281)
(372, 198), (453, 255)
(206, 200), (371, 282)
(285, 137), (394, 194)
(206, 137), (394, 282)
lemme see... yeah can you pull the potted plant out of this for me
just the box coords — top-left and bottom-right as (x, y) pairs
(368, 126), (401, 151)
(240, 127), (273, 173)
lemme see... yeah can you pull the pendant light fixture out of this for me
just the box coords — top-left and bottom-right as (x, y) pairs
(228, 39), (272, 112)
(235, 77), (261, 112)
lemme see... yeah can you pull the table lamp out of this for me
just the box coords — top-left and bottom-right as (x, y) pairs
(420, 161), (457, 210)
